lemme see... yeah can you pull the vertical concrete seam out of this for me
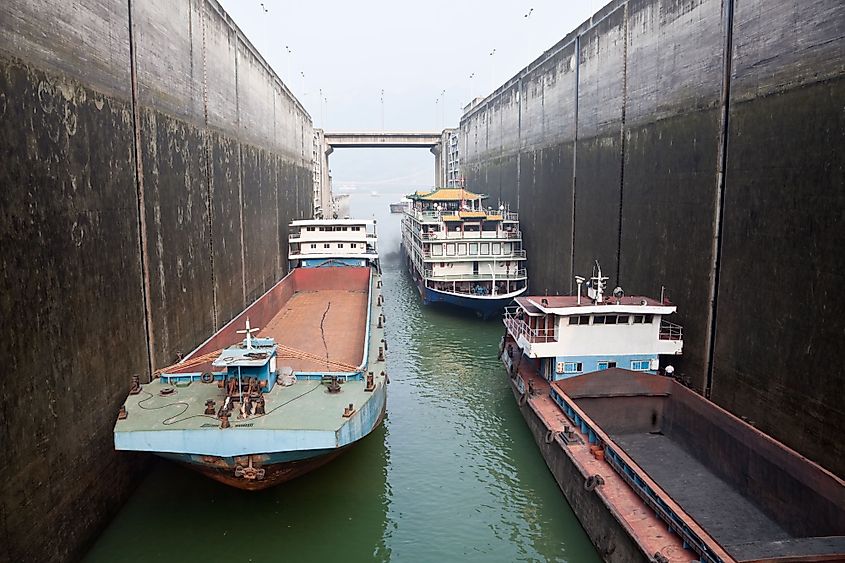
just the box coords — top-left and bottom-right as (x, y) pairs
(236, 39), (247, 305)
(516, 77), (522, 211)
(127, 0), (155, 380)
(616, 2), (629, 287)
(200, 0), (218, 329)
(705, 0), (735, 398)
(570, 33), (581, 292)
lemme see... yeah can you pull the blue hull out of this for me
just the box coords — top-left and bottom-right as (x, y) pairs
(423, 287), (515, 319)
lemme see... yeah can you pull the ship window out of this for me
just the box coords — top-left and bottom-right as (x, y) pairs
(458, 243), (467, 255)
(446, 244), (456, 256)
(598, 361), (617, 370)
(605, 315), (617, 325)
(503, 243), (511, 253)
(338, 243), (344, 248)
(480, 243), (489, 254)
(324, 243), (330, 248)
(563, 362), (583, 373)
(306, 226), (315, 231)
(492, 243), (501, 255)
(351, 243), (357, 248)
(644, 314), (654, 323)
(578, 315), (590, 325)
(568, 316), (579, 325)
(617, 315), (629, 324)
(593, 315), (606, 324)
(631, 360), (651, 371)
(633, 315), (645, 324)
(469, 243), (478, 254)
(432, 245), (443, 256)
(310, 243), (316, 249)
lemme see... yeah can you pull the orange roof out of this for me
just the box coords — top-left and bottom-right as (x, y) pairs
(458, 211), (487, 219)
(411, 188), (484, 202)
(441, 215), (462, 222)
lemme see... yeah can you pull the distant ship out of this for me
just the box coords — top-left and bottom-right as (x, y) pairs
(400, 187), (527, 319)
(500, 263), (845, 562)
(389, 198), (410, 214)
(114, 219), (387, 490)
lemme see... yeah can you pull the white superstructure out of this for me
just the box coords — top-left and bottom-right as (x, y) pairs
(288, 219), (378, 268)
(503, 262), (683, 380)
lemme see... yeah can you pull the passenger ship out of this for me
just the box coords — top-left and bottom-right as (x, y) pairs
(400, 187), (527, 318)
(114, 219), (386, 490)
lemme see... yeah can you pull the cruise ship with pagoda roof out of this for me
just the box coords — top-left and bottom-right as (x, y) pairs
(400, 187), (527, 318)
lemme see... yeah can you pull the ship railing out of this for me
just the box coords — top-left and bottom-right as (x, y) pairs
(428, 230), (521, 240)
(424, 269), (527, 280)
(503, 307), (556, 343)
(659, 319), (683, 341)
(550, 389), (723, 563)
(422, 249), (526, 259)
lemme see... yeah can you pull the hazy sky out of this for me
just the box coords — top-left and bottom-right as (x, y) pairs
(219, 1), (598, 192)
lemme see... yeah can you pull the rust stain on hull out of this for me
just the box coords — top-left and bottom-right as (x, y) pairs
(180, 402), (387, 491)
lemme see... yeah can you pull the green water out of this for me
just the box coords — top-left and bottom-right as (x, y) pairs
(85, 194), (600, 563)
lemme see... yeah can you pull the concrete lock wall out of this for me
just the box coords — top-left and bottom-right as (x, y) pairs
(461, 0), (845, 477)
(0, 0), (313, 560)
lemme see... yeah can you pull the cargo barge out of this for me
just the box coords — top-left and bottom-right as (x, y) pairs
(501, 264), (845, 562)
(114, 219), (387, 490)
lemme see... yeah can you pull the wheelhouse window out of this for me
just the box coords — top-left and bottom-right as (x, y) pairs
(306, 226), (315, 231)
(593, 315), (606, 324)
(563, 362), (583, 373)
(568, 315), (590, 325)
(633, 315), (645, 324)
(631, 360), (651, 371)
(597, 361), (617, 370)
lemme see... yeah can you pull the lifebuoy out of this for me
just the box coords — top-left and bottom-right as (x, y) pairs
(518, 393), (527, 407)
(584, 474), (605, 492)
(201, 372), (214, 384)
(544, 430), (556, 444)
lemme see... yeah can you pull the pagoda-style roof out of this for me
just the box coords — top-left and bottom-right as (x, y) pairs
(409, 187), (485, 202)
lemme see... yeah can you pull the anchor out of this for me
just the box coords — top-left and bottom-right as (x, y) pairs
(234, 456), (265, 481)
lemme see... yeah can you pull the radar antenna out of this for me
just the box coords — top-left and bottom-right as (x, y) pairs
(588, 260), (608, 303)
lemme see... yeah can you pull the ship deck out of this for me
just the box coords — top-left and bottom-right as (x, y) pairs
(552, 367), (845, 562)
(263, 289), (367, 372)
(115, 267), (388, 440)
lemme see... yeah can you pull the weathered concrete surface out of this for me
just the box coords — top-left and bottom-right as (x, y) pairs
(0, 0), (313, 560)
(461, 0), (845, 476)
